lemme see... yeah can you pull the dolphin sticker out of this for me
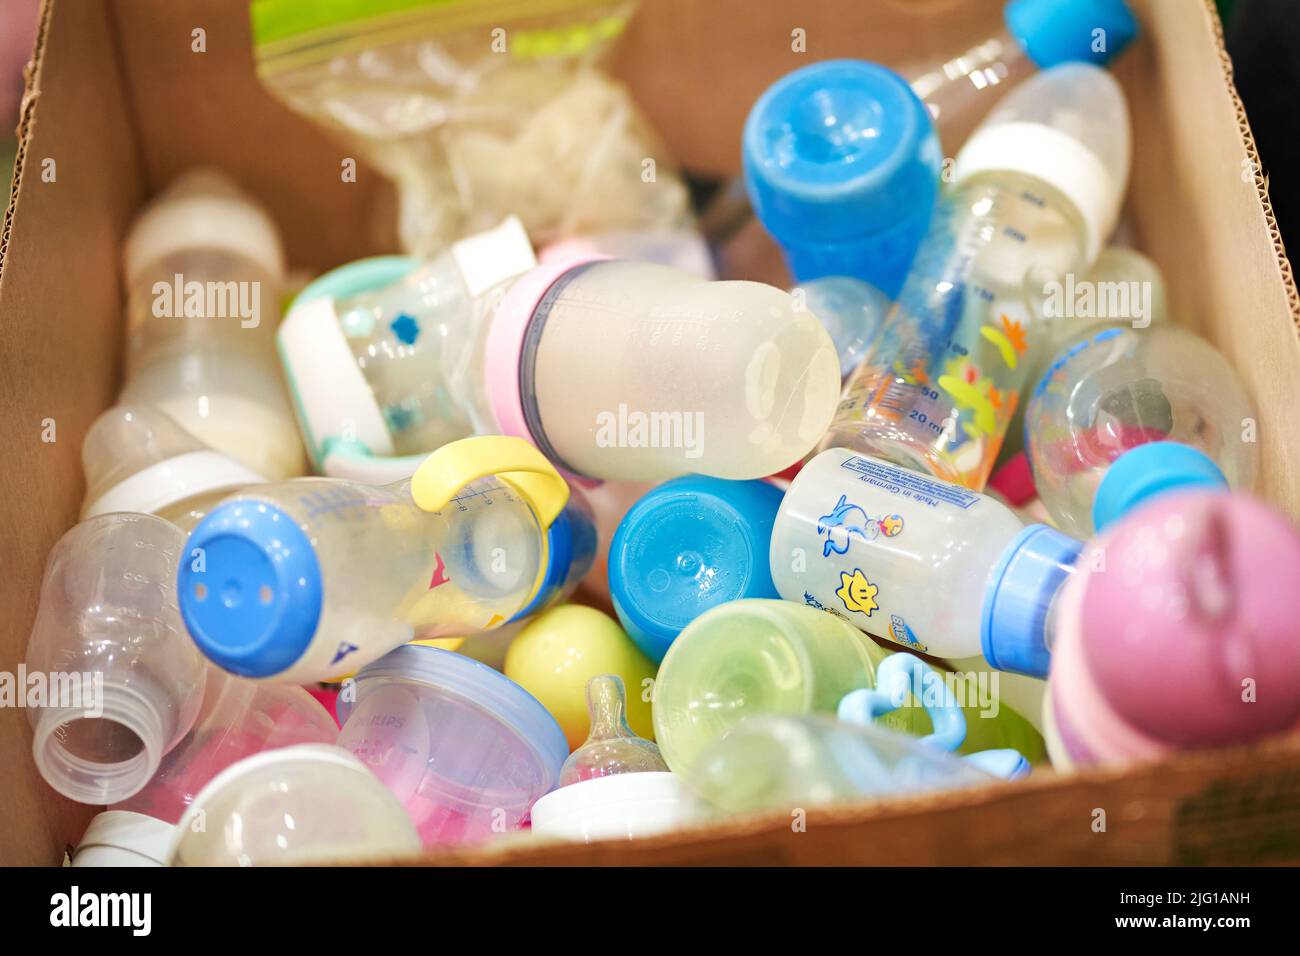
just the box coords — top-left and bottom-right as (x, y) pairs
(818, 495), (877, 557)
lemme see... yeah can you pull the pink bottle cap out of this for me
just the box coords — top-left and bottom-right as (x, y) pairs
(483, 256), (610, 489)
(1051, 490), (1300, 761)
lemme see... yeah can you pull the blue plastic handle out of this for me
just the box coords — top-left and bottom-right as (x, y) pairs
(837, 652), (967, 753)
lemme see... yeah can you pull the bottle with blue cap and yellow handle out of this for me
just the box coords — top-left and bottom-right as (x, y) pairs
(176, 436), (578, 684)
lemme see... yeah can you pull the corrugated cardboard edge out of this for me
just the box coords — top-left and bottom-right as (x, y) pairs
(359, 731), (1300, 866)
(1203, 0), (1300, 328)
(0, 0), (48, 286)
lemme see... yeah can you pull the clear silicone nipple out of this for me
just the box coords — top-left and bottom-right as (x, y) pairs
(558, 675), (668, 786)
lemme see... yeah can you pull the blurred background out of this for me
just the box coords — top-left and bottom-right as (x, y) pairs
(1, 0), (1296, 266)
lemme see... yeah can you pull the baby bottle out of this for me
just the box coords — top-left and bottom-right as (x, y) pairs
(608, 476), (786, 663)
(908, 0), (1137, 147)
(528, 675), (689, 843)
(81, 405), (267, 531)
(73, 669), (338, 866)
(169, 744), (422, 866)
(1025, 326), (1258, 538)
(826, 64), (1131, 491)
(687, 714), (999, 818)
(652, 599), (1041, 775)
(794, 277), (892, 380)
(120, 169), (305, 480)
(25, 514), (207, 804)
(177, 436), (573, 683)
(1045, 491), (1300, 770)
(283, 252), (840, 485)
(336, 645), (567, 847)
(770, 447), (1082, 676)
(278, 218), (537, 481)
(743, 60), (942, 298)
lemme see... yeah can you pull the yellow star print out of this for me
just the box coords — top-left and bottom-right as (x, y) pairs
(836, 568), (880, 616)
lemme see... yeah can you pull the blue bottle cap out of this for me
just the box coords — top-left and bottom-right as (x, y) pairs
(742, 59), (941, 296)
(1092, 441), (1228, 532)
(981, 524), (1083, 677)
(1005, 0), (1139, 69)
(178, 500), (323, 678)
(608, 476), (785, 663)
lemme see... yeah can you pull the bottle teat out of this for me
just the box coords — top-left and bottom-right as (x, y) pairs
(558, 675), (668, 786)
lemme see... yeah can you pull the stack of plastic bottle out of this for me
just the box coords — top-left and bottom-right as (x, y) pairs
(20, 0), (1300, 867)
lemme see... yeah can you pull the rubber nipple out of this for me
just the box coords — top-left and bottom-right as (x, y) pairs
(558, 675), (667, 786)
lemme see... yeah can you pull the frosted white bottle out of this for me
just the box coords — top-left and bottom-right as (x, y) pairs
(770, 447), (1081, 676)
(121, 169), (305, 479)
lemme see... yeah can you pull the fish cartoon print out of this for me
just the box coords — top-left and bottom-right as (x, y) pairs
(818, 494), (878, 557)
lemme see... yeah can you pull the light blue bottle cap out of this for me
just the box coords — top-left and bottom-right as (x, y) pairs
(742, 59), (941, 296)
(1092, 441), (1228, 532)
(981, 524), (1083, 677)
(291, 255), (420, 308)
(609, 476), (785, 663)
(1005, 0), (1139, 69)
(178, 500), (322, 678)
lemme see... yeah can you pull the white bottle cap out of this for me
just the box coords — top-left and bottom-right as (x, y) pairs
(954, 64), (1130, 264)
(124, 169), (286, 287)
(529, 771), (689, 843)
(72, 810), (174, 867)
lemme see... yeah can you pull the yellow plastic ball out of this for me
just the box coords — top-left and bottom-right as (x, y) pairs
(505, 604), (656, 749)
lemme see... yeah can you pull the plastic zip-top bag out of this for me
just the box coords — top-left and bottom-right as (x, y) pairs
(251, 0), (694, 256)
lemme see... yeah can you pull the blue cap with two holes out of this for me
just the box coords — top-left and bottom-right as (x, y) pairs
(609, 476), (785, 663)
(1092, 441), (1228, 532)
(177, 500), (322, 678)
(742, 59), (941, 298)
(1005, 0), (1139, 69)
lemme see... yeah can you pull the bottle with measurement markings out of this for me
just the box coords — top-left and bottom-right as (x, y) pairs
(176, 437), (574, 683)
(284, 250), (840, 485)
(823, 64), (1131, 491)
(769, 448), (1082, 677)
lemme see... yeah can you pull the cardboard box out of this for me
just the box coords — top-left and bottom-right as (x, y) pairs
(2, 0), (1298, 866)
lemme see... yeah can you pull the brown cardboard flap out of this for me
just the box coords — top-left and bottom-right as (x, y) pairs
(0, 0), (144, 867)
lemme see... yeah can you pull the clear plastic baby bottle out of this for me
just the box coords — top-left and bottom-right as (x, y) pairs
(1046, 491), (1300, 770)
(529, 675), (688, 843)
(73, 669), (338, 866)
(283, 248), (839, 485)
(169, 744), (422, 866)
(743, 60), (942, 298)
(25, 514), (207, 804)
(908, 0), (1137, 148)
(651, 599), (1042, 775)
(278, 218), (537, 480)
(794, 277), (892, 380)
(120, 169), (305, 480)
(176, 437), (572, 683)
(81, 405), (267, 531)
(770, 448), (1082, 676)
(826, 64), (1131, 491)
(1025, 326), (1258, 538)
(687, 714), (998, 818)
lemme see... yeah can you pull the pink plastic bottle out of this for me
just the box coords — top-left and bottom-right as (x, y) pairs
(1045, 491), (1300, 769)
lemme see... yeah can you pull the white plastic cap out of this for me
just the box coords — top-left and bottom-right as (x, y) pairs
(72, 810), (173, 867)
(954, 63), (1131, 263)
(123, 168), (286, 287)
(81, 405), (267, 518)
(528, 771), (690, 843)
